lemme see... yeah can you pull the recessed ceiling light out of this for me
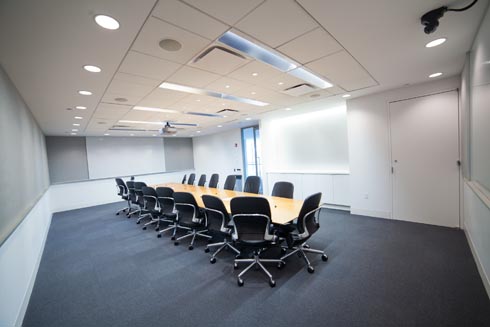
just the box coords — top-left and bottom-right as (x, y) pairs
(425, 38), (446, 48)
(83, 65), (101, 73)
(94, 15), (120, 30)
(72, 129), (78, 132)
(133, 106), (178, 113)
(114, 97), (128, 102)
(119, 120), (166, 125)
(159, 38), (182, 52)
(225, 85), (230, 88)
(74, 116), (83, 120)
(252, 72), (258, 76)
(223, 115), (228, 118)
(78, 90), (92, 96)
(245, 117), (252, 121)
(104, 133), (110, 136)
(152, 134), (157, 136)
(217, 125), (223, 128)
(278, 82), (284, 85)
(75, 106), (87, 110)
(284, 108), (292, 111)
(73, 123), (80, 126)
(130, 134), (134, 136)
(70, 132), (77, 135)
(196, 99), (201, 102)
(342, 94), (351, 98)
(251, 91), (256, 95)
(429, 72), (443, 78)
(196, 131), (201, 133)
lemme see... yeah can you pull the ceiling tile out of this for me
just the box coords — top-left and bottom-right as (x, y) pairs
(132, 17), (211, 64)
(137, 88), (189, 108)
(112, 72), (161, 86)
(306, 50), (378, 91)
(277, 27), (343, 64)
(258, 72), (305, 91)
(106, 78), (156, 97)
(235, 0), (317, 48)
(101, 94), (144, 106)
(190, 45), (250, 75)
(152, 0), (229, 40)
(166, 66), (221, 88)
(119, 51), (181, 81)
(204, 76), (252, 93)
(227, 60), (282, 85)
(181, 0), (265, 25)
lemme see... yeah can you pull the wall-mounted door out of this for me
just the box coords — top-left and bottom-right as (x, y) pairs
(389, 90), (460, 227)
(241, 126), (262, 182)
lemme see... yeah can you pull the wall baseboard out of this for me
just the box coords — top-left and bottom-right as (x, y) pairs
(464, 224), (490, 299)
(350, 208), (391, 219)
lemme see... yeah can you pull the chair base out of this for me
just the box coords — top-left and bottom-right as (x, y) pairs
(205, 238), (240, 263)
(175, 229), (212, 250)
(234, 250), (284, 287)
(116, 207), (129, 215)
(280, 242), (328, 273)
(156, 223), (190, 240)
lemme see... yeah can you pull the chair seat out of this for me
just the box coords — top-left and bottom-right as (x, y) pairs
(163, 212), (177, 219)
(122, 195), (128, 200)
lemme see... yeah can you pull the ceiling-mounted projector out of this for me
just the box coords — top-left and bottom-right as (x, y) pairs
(159, 122), (177, 135)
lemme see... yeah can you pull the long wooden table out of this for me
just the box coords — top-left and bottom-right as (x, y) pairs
(152, 183), (304, 225)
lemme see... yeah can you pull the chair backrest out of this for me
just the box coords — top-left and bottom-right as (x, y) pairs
(142, 186), (158, 211)
(187, 173), (196, 185)
(197, 174), (206, 186)
(134, 182), (147, 206)
(243, 175), (261, 194)
(202, 195), (230, 233)
(156, 187), (175, 214)
(230, 197), (274, 242)
(223, 175), (236, 190)
(173, 192), (201, 224)
(115, 178), (128, 196)
(208, 174), (219, 188)
(126, 181), (137, 203)
(181, 174), (187, 184)
(271, 181), (294, 199)
(296, 192), (322, 239)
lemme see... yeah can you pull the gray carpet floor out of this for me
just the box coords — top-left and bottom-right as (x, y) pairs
(24, 202), (490, 327)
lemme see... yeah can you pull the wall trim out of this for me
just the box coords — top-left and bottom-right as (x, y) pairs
(464, 222), (490, 299)
(350, 208), (391, 219)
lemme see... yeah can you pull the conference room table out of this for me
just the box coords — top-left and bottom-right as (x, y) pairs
(152, 183), (304, 225)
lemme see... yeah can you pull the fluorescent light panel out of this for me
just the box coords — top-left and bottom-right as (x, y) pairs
(218, 31), (332, 89)
(119, 120), (163, 125)
(159, 82), (269, 107)
(133, 106), (178, 113)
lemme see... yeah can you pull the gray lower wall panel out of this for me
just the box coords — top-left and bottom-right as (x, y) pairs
(46, 136), (89, 183)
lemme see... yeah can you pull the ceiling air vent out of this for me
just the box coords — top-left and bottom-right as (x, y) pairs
(281, 83), (317, 97)
(191, 46), (247, 75)
(216, 108), (239, 114)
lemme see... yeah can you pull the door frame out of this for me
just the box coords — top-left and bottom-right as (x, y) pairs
(387, 89), (462, 227)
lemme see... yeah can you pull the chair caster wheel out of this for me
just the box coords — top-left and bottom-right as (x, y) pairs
(234, 263), (239, 270)
(142, 226), (147, 230)
(269, 279), (276, 288)
(277, 262), (284, 269)
(188, 245), (194, 250)
(304, 244), (310, 249)
(171, 236), (176, 241)
(235, 255), (241, 259)
(237, 278), (244, 287)
(136, 221), (140, 224)
(155, 227), (160, 231)
(321, 254), (328, 262)
(116, 212), (120, 215)
(157, 234), (162, 238)
(174, 242), (179, 246)
(210, 257), (216, 264)
(281, 247), (287, 254)
(307, 266), (315, 274)
(204, 248), (210, 253)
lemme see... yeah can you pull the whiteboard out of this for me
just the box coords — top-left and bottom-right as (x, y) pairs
(86, 137), (166, 179)
(263, 106), (349, 172)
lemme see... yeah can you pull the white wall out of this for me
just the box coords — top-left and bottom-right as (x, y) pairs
(192, 129), (243, 188)
(0, 190), (51, 327)
(346, 76), (460, 219)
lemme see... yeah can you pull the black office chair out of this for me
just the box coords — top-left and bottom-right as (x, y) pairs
(134, 182), (151, 224)
(141, 187), (161, 230)
(187, 173), (196, 185)
(231, 197), (284, 287)
(181, 174), (187, 184)
(243, 175), (261, 194)
(208, 174), (219, 188)
(271, 181), (294, 199)
(223, 175), (236, 190)
(126, 181), (139, 218)
(155, 187), (181, 238)
(197, 174), (206, 186)
(173, 192), (212, 250)
(115, 178), (131, 215)
(279, 192), (328, 273)
(202, 195), (240, 263)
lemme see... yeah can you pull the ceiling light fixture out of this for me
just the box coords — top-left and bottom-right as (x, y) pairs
(429, 72), (443, 78)
(75, 106), (87, 110)
(252, 73), (258, 76)
(159, 82), (269, 107)
(74, 116), (83, 120)
(245, 117), (252, 121)
(72, 129), (78, 132)
(159, 39), (182, 52)
(94, 15), (120, 30)
(70, 133), (77, 135)
(119, 120), (163, 125)
(278, 82), (284, 85)
(425, 38), (446, 48)
(196, 131), (201, 133)
(225, 85), (230, 88)
(73, 123), (80, 126)
(83, 65), (101, 73)
(284, 108), (292, 111)
(218, 31), (332, 89)
(342, 94), (351, 98)
(78, 90), (92, 96)
(130, 134), (134, 136)
(104, 133), (110, 136)
(133, 106), (178, 113)
(217, 125), (223, 128)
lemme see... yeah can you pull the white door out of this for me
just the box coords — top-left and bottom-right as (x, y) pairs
(389, 91), (459, 227)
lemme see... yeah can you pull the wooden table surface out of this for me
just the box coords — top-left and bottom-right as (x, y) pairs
(152, 183), (304, 225)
